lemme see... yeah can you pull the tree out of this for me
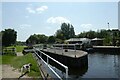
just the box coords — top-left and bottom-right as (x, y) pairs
(86, 30), (96, 39)
(77, 31), (87, 38)
(55, 23), (75, 40)
(47, 36), (55, 43)
(26, 34), (38, 45)
(26, 34), (48, 45)
(37, 34), (48, 43)
(61, 23), (70, 39)
(2, 29), (17, 47)
(55, 29), (64, 40)
(69, 25), (75, 38)
(76, 29), (116, 45)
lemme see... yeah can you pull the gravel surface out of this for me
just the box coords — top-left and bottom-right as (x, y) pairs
(1, 52), (31, 79)
(0, 64), (2, 80)
(16, 52), (23, 56)
(2, 65), (30, 78)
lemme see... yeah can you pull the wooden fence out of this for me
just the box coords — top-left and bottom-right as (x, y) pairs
(3, 48), (16, 55)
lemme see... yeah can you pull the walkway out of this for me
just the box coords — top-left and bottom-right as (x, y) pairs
(2, 65), (30, 78)
(16, 52), (23, 56)
(42, 48), (87, 58)
(1, 52), (31, 79)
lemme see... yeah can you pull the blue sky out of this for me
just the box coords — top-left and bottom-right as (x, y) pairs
(2, 2), (118, 41)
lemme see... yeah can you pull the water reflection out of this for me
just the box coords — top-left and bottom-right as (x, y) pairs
(82, 52), (120, 78)
(114, 54), (120, 78)
(68, 66), (88, 76)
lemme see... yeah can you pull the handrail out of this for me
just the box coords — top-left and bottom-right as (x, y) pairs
(33, 50), (62, 79)
(40, 49), (68, 69)
(33, 47), (68, 79)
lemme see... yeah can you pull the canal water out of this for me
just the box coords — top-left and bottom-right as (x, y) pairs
(69, 52), (120, 79)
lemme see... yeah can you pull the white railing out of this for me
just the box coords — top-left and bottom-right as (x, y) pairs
(33, 47), (68, 79)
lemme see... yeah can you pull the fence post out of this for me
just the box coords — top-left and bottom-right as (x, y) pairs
(47, 56), (49, 64)
(66, 67), (68, 79)
(62, 44), (63, 55)
(74, 44), (76, 52)
(14, 48), (16, 55)
(5, 49), (7, 54)
(40, 51), (42, 58)
(74, 45), (76, 57)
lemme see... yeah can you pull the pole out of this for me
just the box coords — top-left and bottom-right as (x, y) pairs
(47, 56), (49, 64)
(62, 44), (63, 55)
(108, 22), (110, 30)
(74, 44), (76, 57)
(66, 67), (68, 79)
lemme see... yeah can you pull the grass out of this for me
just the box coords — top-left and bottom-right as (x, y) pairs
(2, 53), (41, 78)
(2, 54), (16, 64)
(0, 55), (2, 64)
(15, 46), (26, 52)
(1, 45), (41, 77)
(6, 45), (26, 52)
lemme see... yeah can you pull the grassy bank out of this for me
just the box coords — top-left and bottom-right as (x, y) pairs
(1, 53), (41, 78)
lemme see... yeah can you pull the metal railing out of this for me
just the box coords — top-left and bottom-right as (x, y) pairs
(33, 47), (68, 79)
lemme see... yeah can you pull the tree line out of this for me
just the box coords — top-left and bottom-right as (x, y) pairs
(26, 23), (120, 46)
(1, 22), (120, 47)
(26, 23), (75, 44)
(76, 29), (120, 45)
(1, 29), (17, 47)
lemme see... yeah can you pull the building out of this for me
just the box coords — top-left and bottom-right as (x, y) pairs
(66, 38), (91, 44)
(91, 38), (103, 46)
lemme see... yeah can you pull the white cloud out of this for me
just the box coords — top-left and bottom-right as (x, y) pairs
(47, 17), (71, 24)
(26, 7), (36, 14)
(26, 6), (48, 14)
(20, 24), (31, 29)
(36, 6), (48, 14)
(80, 24), (93, 29)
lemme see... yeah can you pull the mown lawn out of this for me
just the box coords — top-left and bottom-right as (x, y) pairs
(2, 53), (41, 78)
(6, 45), (26, 52)
(0, 55), (2, 64)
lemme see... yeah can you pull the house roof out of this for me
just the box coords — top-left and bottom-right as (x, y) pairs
(66, 38), (91, 42)
(92, 38), (103, 41)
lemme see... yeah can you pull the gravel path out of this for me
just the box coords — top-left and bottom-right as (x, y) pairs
(16, 52), (23, 56)
(1, 52), (31, 79)
(0, 64), (2, 80)
(2, 65), (30, 78)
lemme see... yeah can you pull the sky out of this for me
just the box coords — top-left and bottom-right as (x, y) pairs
(118, 1), (120, 30)
(1, 2), (119, 41)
